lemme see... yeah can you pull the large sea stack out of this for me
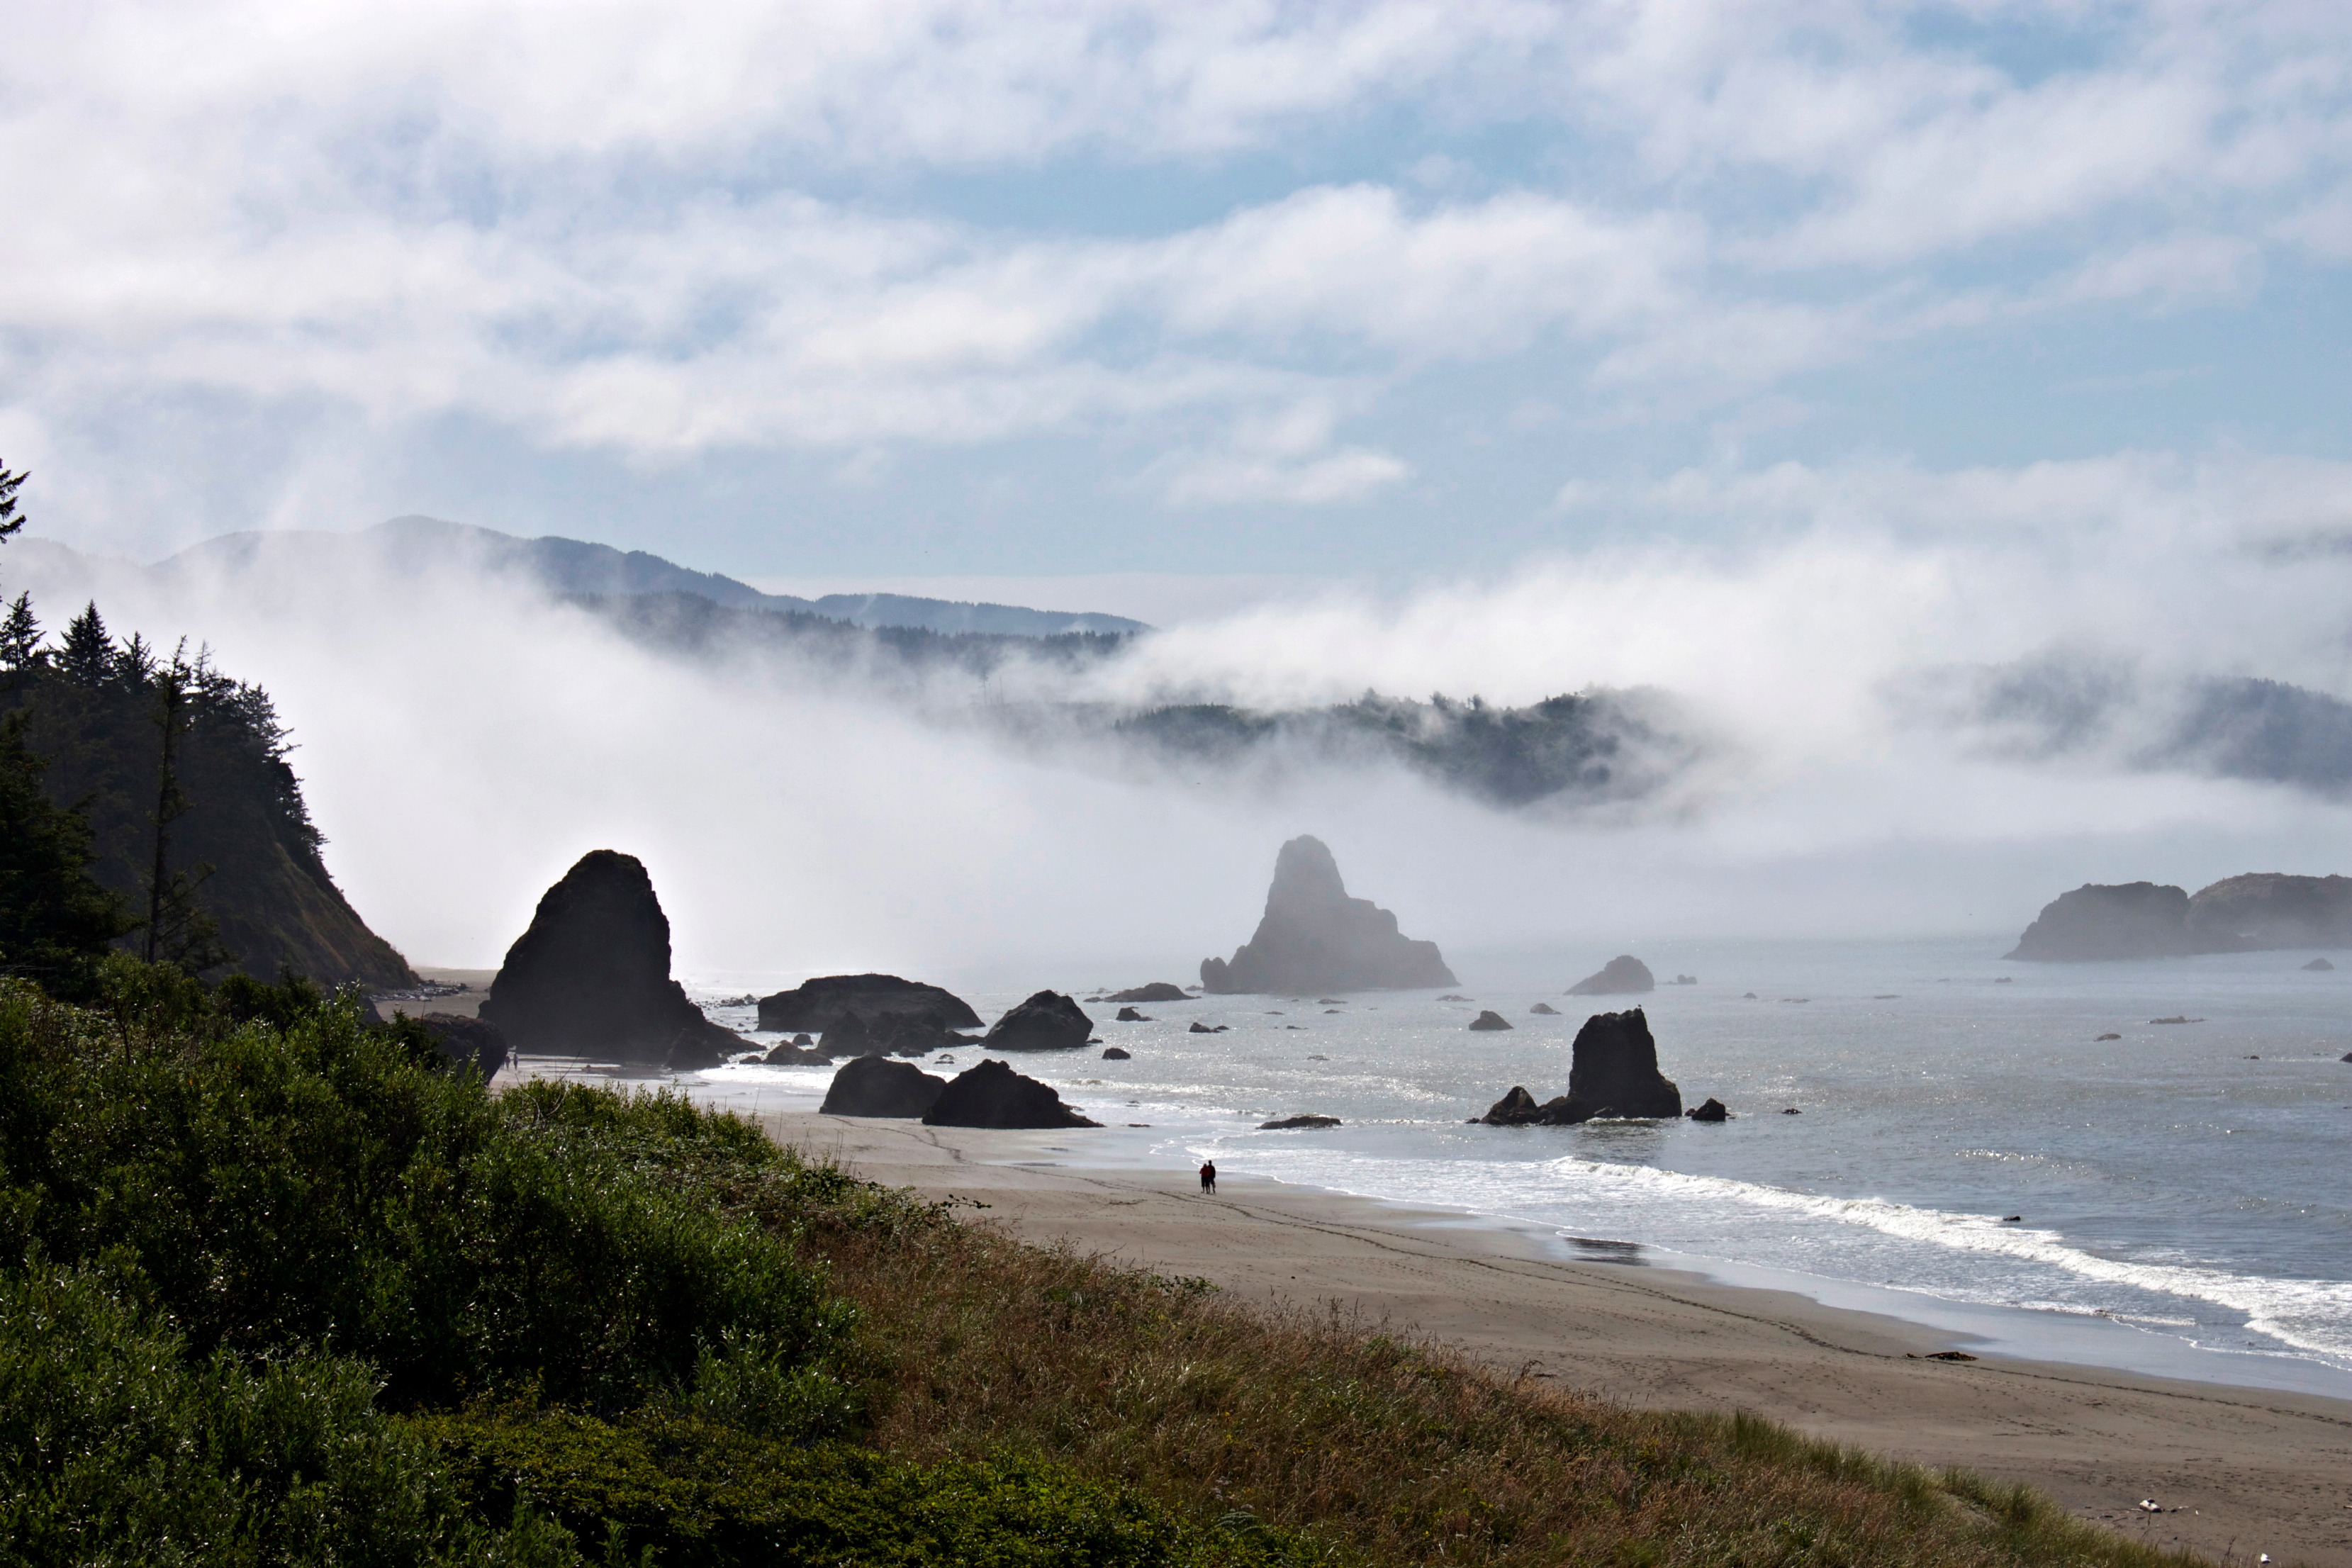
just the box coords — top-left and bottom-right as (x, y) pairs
(2005, 883), (2197, 961)
(1200, 835), (1455, 994)
(480, 850), (741, 1069)
(2185, 873), (2352, 951)
(756, 974), (981, 1033)
(1478, 1007), (1681, 1125)
(924, 1059), (1101, 1129)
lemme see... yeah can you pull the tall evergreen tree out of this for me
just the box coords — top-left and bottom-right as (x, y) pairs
(142, 644), (230, 975)
(0, 593), (38, 674)
(0, 459), (23, 546)
(57, 603), (114, 686)
(0, 712), (133, 999)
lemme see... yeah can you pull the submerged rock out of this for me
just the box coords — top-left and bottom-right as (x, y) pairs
(1467, 1010), (1513, 1031)
(1107, 982), (1188, 1003)
(1199, 835), (1456, 994)
(2095, 1032), (2122, 1041)
(982, 990), (1093, 1051)
(756, 974), (981, 1034)
(1259, 1114), (1342, 1129)
(924, 1058), (1101, 1129)
(1685, 1097), (1728, 1122)
(1188, 1021), (1229, 1034)
(481, 849), (742, 1069)
(820, 1055), (947, 1118)
(1567, 955), (1655, 996)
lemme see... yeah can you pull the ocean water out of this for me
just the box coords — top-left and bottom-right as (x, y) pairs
(673, 936), (2352, 1394)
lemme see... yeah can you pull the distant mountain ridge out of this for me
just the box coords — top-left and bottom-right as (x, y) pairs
(168, 517), (1151, 638)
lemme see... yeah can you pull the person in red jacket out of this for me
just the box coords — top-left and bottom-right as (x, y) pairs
(1198, 1160), (1217, 1194)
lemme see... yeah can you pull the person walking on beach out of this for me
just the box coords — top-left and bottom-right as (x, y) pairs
(1199, 1160), (1216, 1195)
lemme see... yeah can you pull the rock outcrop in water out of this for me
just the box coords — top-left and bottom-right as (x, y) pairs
(1200, 836), (1455, 994)
(2306, 957), (2336, 971)
(481, 850), (742, 1069)
(819, 1055), (947, 1118)
(1107, 982), (1188, 1003)
(2007, 873), (2352, 961)
(756, 974), (980, 1033)
(1477, 1008), (1681, 1125)
(982, 990), (1093, 1051)
(1467, 1010), (1513, 1031)
(1567, 955), (1655, 996)
(923, 1058), (1101, 1128)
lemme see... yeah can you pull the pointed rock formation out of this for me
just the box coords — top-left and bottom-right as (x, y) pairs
(1476, 1008), (1681, 1125)
(1467, 1010), (1513, 1031)
(2305, 956), (2336, 971)
(982, 990), (1093, 1051)
(1200, 836), (1455, 994)
(481, 850), (741, 1069)
(924, 1058), (1101, 1129)
(1568, 955), (1655, 996)
(820, 1055), (947, 1118)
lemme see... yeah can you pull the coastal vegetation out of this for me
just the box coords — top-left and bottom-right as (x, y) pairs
(0, 968), (2203, 1567)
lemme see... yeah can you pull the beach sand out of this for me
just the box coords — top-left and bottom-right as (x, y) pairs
(766, 1111), (2352, 1567)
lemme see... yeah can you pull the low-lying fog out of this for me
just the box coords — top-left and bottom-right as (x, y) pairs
(11, 494), (2352, 987)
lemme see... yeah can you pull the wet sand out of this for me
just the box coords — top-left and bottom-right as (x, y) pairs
(766, 1111), (2352, 1567)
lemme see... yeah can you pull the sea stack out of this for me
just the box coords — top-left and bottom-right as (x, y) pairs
(2005, 883), (2197, 961)
(2186, 873), (2352, 951)
(1477, 1007), (1681, 1125)
(1568, 955), (1655, 996)
(1200, 835), (1456, 994)
(756, 975), (980, 1034)
(982, 990), (1094, 1051)
(481, 850), (742, 1069)
(924, 1059), (1102, 1129)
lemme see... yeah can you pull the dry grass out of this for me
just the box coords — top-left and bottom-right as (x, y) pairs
(795, 1172), (2209, 1568)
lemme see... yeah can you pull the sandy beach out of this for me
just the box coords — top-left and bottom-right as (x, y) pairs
(764, 1110), (2352, 1567)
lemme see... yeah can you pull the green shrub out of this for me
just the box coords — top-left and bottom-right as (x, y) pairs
(0, 1265), (578, 1566)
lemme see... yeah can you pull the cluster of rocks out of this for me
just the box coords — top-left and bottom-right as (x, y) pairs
(1200, 836), (1456, 993)
(2007, 873), (2352, 962)
(1477, 1008), (1684, 1126)
(819, 1054), (1099, 1128)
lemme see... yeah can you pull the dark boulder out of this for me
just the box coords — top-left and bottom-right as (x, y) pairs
(820, 1055), (947, 1119)
(819, 1010), (883, 1058)
(2005, 883), (2196, 962)
(1200, 835), (1455, 993)
(1107, 982), (1188, 1003)
(1568, 955), (1655, 996)
(2095, 1032), (2122, 1041)
(1479, 1087), (1555, 1126)
(924, 1058), (1101, 1129)
(1188, 1021), (1229, 1034)
(1259, 1114), (1341, 1129)
(1561, 1009), (1680, 1119)
(480, 849), (741, 1069)
(982, 990), (1093, 1051)
(408, 1012), (509, 1078)
(1686, 1097), (1728, 1122)
(756, 973), (980, 1033)
(2304, 956), (2336, 971)
(1467, 1010), (1513, 1031)
(762, 1043), (831, 1065)
(1101, 1046), (1131, 1060)
(1114, 1006), (1149, 1021)
(1530, 1002), (1559, 1014)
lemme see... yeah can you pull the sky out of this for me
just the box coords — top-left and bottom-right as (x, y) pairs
(4, 0), (2351, 578)
(6, 1), (2352, 973)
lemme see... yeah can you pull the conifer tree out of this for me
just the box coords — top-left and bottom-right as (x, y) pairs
(57, 602), (114, 686)
(141, 643), (230, 974)
(0, 459), (23, 546)
(0, 713), (133, 999)
(0, 593), (38, 673)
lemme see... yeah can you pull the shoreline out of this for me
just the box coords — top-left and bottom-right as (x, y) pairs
(764, 1110), (2352, 1567)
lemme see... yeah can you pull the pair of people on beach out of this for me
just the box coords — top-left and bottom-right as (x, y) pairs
(1198, 1160), (1216, 1194)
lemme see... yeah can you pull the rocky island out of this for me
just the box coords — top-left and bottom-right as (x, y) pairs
(756, 973), (980, 1033)
(1479, 1008), (1683, 1125)
(2007, 873), (2352, 961)
(1567, 955), (1655, 995)
(1200, 835), (1456, 994)
(478, 849), (744, 1070)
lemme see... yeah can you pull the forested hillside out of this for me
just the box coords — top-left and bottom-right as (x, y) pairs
(0, 583), (415, 989)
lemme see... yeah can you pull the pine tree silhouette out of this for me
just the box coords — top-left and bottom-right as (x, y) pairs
(57, 603), (113, 686)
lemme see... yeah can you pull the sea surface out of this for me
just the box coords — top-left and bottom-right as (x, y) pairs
(666, 936), (2352, 1396)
